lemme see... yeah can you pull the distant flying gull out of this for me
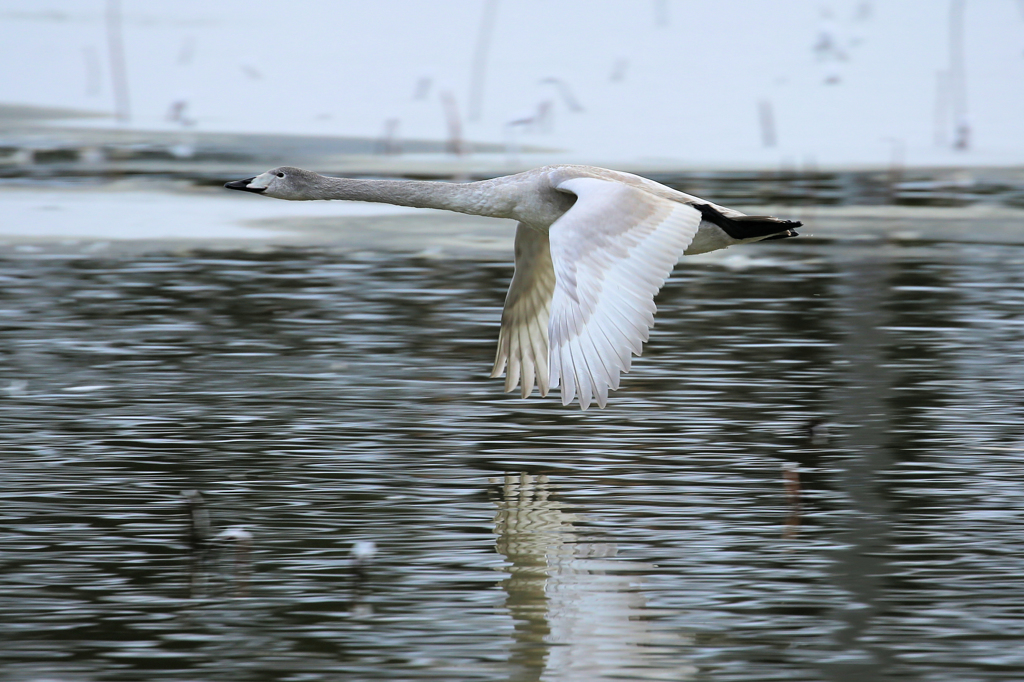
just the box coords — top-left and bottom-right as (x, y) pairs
(226, 165), (800, 409)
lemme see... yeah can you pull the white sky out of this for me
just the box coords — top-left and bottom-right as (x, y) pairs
(2, 0), (1023, 167)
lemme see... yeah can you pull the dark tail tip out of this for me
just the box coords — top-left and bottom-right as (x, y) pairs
(694, 203), (801, 240)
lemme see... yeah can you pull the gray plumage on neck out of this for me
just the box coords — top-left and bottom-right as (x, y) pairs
(248, 166), (518, 218)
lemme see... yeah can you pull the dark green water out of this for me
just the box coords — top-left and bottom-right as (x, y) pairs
(2, 233), (1024, 681)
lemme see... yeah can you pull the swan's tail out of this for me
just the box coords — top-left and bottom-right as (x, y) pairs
(693, 203), (801, 241)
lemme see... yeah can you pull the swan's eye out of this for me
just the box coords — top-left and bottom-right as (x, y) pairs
(276, 172), (285, 178)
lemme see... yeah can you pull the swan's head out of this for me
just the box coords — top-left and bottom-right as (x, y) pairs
(224, 166), (320, 200)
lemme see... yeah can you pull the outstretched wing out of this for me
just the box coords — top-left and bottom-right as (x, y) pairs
(547, 177), (702, 410)
(491, 223), (556, 398)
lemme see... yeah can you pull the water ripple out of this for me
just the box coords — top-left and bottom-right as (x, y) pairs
(2, 236), (1024, 680)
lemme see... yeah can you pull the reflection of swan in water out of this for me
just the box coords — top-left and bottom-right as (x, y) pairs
(491, 473), (695, 681)
(226, 165), (800, 409)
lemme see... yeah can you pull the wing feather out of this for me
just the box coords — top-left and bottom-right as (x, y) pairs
(546, 176), (702, 409)
(491, 224), (556, 398)
(491, 175), (702, 409)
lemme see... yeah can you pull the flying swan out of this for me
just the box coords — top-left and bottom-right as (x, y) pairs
(225, 165), (800, 410)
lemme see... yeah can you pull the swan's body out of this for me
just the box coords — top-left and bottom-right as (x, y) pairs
(225, 165), (800, 410)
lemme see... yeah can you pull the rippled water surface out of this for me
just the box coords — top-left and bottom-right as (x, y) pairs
(3, 232), (1024, 681)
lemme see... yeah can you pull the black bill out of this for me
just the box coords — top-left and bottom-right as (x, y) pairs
(224, 177), (264, 193)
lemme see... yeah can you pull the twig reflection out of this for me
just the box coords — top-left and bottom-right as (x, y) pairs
(180, 490), (253, 599)
(782, 463), (802, 540)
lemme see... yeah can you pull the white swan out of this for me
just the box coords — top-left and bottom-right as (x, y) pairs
(225, 165), (800, 410)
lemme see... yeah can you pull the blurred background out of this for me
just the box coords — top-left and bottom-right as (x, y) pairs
(2, 0), (1023, 176)
(3, 3), (1024, 682)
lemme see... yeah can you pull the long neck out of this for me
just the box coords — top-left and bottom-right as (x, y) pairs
(309, 174), (515, 218)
